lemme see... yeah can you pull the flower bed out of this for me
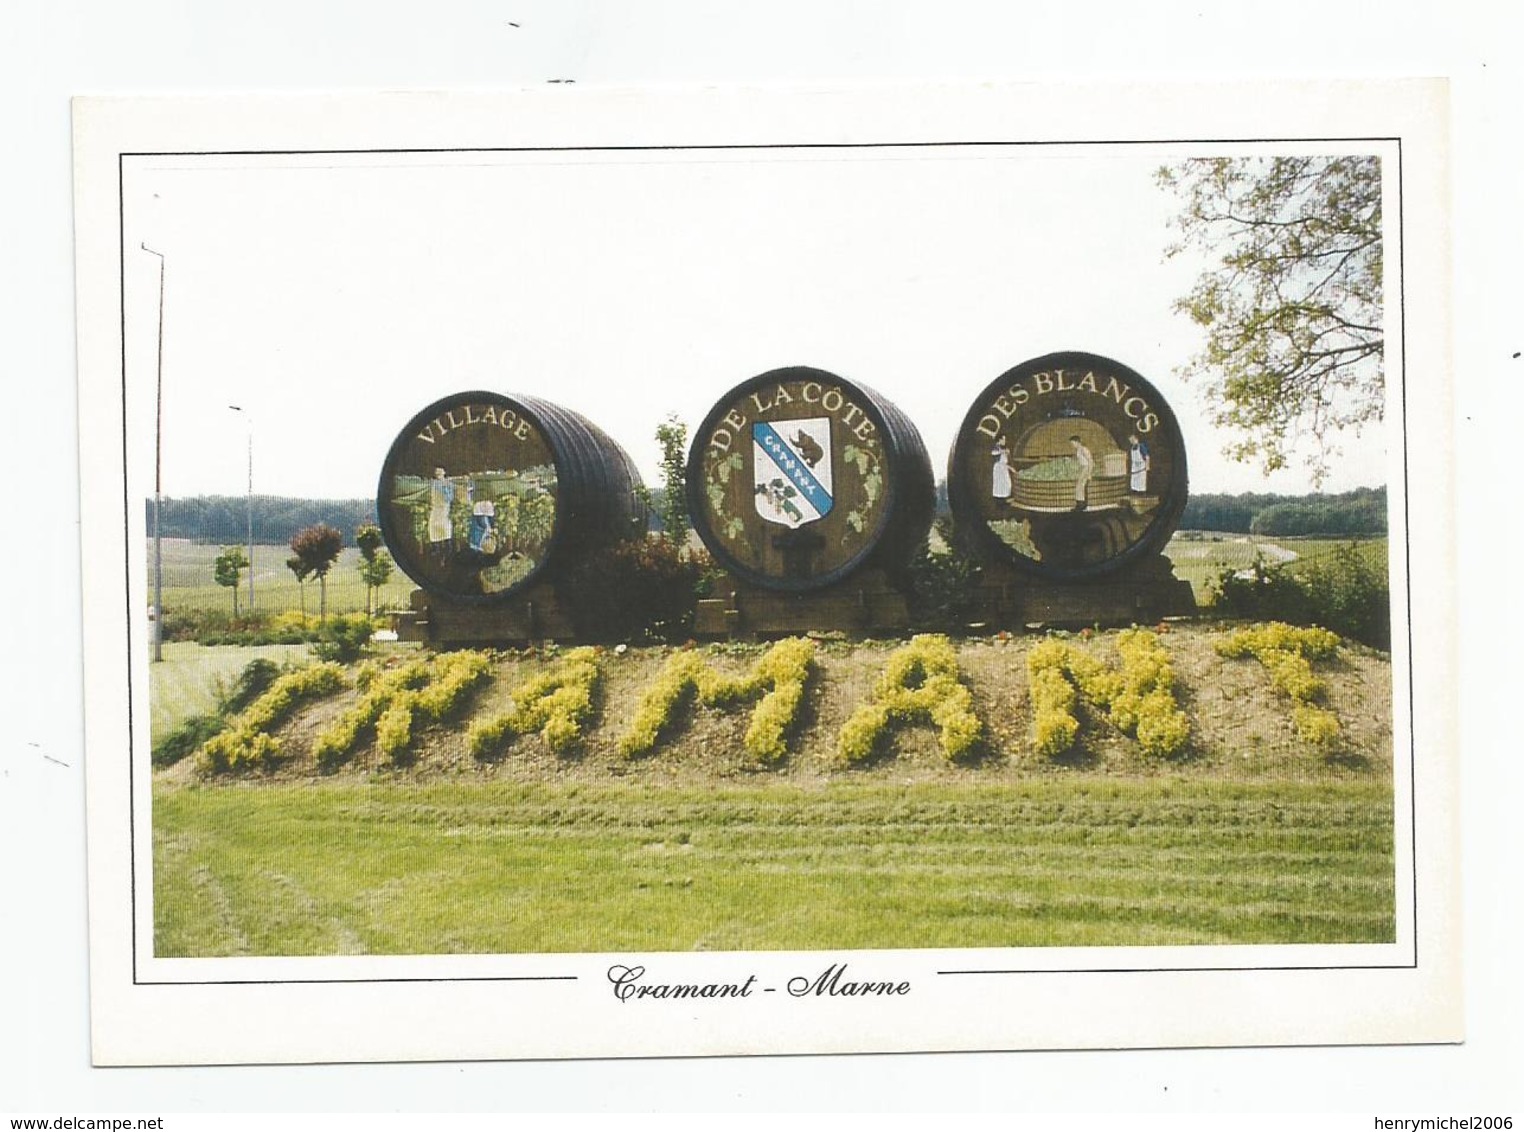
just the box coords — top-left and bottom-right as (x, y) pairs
(1215, 622), (1343, 750)
(468, 647), (603, 757)
(1025, 629), (1190, 758)
(195, 662), (347, 773)
(618, 638), (815, 765)
(836, 634), (982, 763)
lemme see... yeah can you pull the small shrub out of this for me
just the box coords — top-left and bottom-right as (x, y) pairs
(311, 613), (376, 663)
(1297, 543), (1391, 650)
(217, 657), (282, 715)
(836, 635), (982, 763)
(906, 519), (983, 630)
(563, 539), (717, 643)
(1209, 556), (1313, 626)
(269, 609), (315, 637)
(151, 713), (226, 768)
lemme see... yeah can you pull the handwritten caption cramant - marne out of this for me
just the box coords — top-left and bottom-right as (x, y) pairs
(606, 962), (911, 1004)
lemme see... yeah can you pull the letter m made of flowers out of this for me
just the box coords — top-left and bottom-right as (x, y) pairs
(617, 638), (816, 765)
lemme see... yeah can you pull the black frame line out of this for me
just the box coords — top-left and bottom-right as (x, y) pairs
(117, 134), (1417, 988)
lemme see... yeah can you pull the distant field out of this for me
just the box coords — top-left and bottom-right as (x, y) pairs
(1164, 533), (1389, 603)
(154, 776), (1395, 955)
(148, 540), (416, 614)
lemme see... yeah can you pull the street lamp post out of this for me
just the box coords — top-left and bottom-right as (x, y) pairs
(229, 405), (254, 612)
(142, 244), (166, 663)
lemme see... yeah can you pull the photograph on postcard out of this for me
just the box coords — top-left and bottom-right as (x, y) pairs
(124, 142), (1399, 957)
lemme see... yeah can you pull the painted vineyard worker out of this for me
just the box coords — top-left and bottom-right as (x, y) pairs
(427, 467), (455, 558)
(1069, 435), (1094, 512)
(469, 496), (497, 554)
(1128, 433), (1151, 493)
(991, 436), (1013, 502)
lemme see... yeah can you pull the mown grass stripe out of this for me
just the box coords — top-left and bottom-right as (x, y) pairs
(154, 774), (1395, 955)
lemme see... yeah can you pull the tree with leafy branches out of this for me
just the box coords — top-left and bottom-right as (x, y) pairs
(1157, 155), (1382, 485)
(354, 522), (394, 615)
(285, 554), (314, 625)
(213, 546), (250, 617)
(653, 413), (690, 544)
(290, 524), (344, 622)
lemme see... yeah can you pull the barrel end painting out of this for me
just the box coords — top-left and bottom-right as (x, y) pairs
(686, 365), (935, 611)
(378, 389), (646, 640)
(947, 351), (1196, 624)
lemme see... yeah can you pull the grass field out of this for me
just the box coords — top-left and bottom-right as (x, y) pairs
(1164, 533), (1389, 603)
(153, 776), (1394, 955)
(149, 642), (318, 738)
(149, 539), (416, 615)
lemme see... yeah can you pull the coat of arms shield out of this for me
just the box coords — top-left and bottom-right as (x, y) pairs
(752, 418), (834, 528)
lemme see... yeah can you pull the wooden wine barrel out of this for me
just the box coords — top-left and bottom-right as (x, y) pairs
(948, 351), (1188, 580)
(687, 366), (935, 592)
(378, 390), (646, 604)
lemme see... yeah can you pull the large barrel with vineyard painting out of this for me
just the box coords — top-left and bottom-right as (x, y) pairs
(687, 366), (935, 592)
(948, 351), (1189, 580)
(378, 390), (646, 604)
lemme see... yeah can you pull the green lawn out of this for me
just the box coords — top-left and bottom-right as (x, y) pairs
(148, 540), (416, 615)
(153, 776), (1395, 955)
(149, 641), (314, 738)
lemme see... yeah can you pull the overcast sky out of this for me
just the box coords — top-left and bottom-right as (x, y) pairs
(121, 143), (1392, 505)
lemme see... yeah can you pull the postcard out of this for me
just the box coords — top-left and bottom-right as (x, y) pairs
(72, 79), (1457, 1065)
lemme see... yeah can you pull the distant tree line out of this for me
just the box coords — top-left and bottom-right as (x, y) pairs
(1181, 486), (1386, 536)
(151, 482), (1388, 545)
(148, 496), (379, 543)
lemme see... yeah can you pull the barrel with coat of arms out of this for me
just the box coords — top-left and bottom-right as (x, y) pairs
(687, 366), (935, 592)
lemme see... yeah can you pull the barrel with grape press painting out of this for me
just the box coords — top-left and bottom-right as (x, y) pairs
(948, 351), (1188, 580)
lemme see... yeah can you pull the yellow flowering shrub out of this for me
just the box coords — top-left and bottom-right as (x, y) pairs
(311, 651), (494, 769)
(836, 634), (982, 764)
(313, 658), (431, 771)
(617, 638), (815, 764)
(196, 662), (347, 774)
(469, 647), (603, 757)
(1216, 622), (1343, 750)
(1025, 630), (1189, 759)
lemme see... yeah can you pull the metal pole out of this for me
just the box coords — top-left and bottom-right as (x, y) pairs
(230, 405), (254, 612)
(143, 244), (166, 663)
(247, 428), (255, 612)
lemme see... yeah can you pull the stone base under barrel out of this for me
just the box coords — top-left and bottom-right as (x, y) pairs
(969, 555), (1196, 629)
(694, 569), (911, 638)
(392, 584), (577, 645)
